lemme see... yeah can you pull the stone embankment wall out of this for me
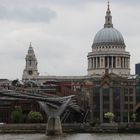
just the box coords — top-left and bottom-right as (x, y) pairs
(0, 124), (46, 133)
(0, 123), (140, 133)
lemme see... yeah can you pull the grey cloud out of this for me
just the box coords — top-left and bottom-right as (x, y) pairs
(47, 0), (140, 5)
(0, 4), (56, 23)
(47, 0), (93, 5)
(99, 0), (140, 3)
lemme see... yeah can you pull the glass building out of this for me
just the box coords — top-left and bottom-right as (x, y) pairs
(89, 71), (136, 123)
(135, 63), (140, 75)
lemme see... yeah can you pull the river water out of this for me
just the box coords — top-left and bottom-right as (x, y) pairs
(0, 133), (140, 140)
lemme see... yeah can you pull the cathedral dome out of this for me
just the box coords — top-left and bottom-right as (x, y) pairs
(87, 1), (130, 77)
(92, 1), (125, 48)
(93, 27), (125, 46)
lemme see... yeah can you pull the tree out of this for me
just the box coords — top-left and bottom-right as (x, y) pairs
(11, 106), (23, 123)
(27, 111), (43, 123)
(11, 79), (19, 86)
(131, 113), (137, 123)
(104, 112), (115, 123)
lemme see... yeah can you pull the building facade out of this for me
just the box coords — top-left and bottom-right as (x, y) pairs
(135, 63), (140, 75)
(20, 2), (140, 124)
(87, 2), (130, 77)
(89, 71), (136, 123)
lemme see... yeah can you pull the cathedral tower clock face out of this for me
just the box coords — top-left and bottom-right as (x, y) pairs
(28, 70), (33, 75)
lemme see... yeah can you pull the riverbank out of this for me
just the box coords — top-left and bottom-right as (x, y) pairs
(0, 133), (140, 140)
(0, 123), (140, 133)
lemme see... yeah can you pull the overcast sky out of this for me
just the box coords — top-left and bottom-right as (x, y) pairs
(0, 0), (140, 80)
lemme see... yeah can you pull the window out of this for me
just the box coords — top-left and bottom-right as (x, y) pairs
(125, 96), (128, 101)
(29, 59), (32, 66)
(130, 96), (133, 101)
(113, 87), (120, 113)
(124, 104), (128, 109)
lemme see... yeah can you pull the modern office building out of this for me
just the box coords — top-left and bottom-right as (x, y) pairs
(135, 63), (140, 75)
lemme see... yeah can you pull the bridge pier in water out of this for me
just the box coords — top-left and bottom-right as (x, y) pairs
(46, 116), (62, 135)
(38, 98), (72, 135)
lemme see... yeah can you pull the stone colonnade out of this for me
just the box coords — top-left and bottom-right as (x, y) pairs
(88, 56), (130, 69)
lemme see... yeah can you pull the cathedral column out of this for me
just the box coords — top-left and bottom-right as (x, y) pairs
(103, 57), (105, 68)
(127, 58), (129, 69)
(124, 57), (125, 68)
(111, 56), (113, 68)
(120, 57), (122, 68)
(125, 58), (127, 68)
(91, 58), (93, 69)
(96, 57), (98, 68)
(122, 57), (123, 68)
(115, 56), (118, 68)
(88, 58), (90, 69)
(100, 57), (102, 68)
(92, 58), (94, 69)
(128, 58), (130, 69)
(122, 57), (125, 68)
(94, 57), (96, 69)
(98, 57), (100, 68)
(117, 56), (121, 68)
(88, 58), (91, 69)
(124, 57), (126, 68)
(107, 56), (109, 68)
(113, 56), (116, 68)
(100, 57), (104, 68)
(105, 56), (107, 68)
(90, 58), (92, 69)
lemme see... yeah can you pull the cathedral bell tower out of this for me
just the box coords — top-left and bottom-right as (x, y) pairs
(22, 43), (39, 80)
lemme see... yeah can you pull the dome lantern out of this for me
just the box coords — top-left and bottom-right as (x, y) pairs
(104, 1), (113, 28)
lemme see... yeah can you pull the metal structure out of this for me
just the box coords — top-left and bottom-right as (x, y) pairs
(0, 90), (80, 135)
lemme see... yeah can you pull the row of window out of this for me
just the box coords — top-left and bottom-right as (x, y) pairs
(93, 45), (125, 50)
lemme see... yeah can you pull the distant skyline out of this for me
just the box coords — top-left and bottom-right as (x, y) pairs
(0, 0), (140, 79)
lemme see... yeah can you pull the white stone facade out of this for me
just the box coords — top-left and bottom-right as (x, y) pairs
(22, 3), (131, 81)
(87, 3), (130, 77)
(22, 43), (39, 80)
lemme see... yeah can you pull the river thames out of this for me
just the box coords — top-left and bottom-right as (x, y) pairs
(0, 133), (140, 140)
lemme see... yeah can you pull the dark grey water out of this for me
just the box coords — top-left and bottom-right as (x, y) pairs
(0, 133), (140, 140)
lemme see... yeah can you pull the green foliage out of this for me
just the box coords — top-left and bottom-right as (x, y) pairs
(27, 111), (43, 123)
(11, 106), (23, 123)
(131, 113), (137, 122)
(104, 112), (115, 119)
(104, 112), (115, 123)
(12, 79), (19, 86)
